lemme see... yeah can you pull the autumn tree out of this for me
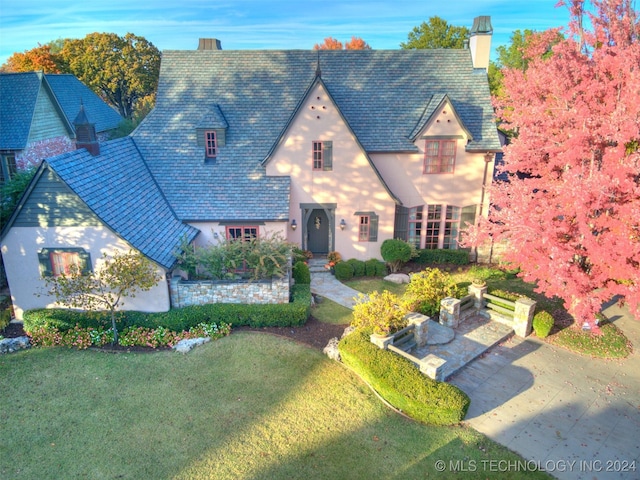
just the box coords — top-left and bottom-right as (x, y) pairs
(314, 36), (371, 50)
(45, 251), (162, 344)
(468, 0), (640, 333)
(1, 44), (62, 73)
(401, 16), (469, 49)
(60, 32), (160, 119)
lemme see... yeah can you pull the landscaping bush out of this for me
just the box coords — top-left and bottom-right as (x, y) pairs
(24, 284), (312, 334)
(364, 259), (386, 277)
(346, 258), (365, 277)
(413, 249), (470, 265)
(380, 239), (414, 273)
(0, 308), (11, 331)
(292, 260), (311, 284)
(533, 311), (554, 338)
(351, 291), (407, 336)
(338, 329), (470, 425)
(334, 261), (354, 281)
(401, 268), (462, 317)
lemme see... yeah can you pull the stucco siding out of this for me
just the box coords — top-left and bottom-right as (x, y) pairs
(266, 83), (396, 261)
(1, 226), (170, 320)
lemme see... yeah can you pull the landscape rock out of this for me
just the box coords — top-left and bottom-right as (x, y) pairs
(173, 337), (210, 353)
(384, 273), (410, 284)
(0, 336), (31, 354)
(323, 337), (341, 361)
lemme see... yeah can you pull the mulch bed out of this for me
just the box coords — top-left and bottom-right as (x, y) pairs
(1, 316), (349, 352)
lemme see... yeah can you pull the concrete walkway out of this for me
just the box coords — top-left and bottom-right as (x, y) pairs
(311, 270), (640, 479)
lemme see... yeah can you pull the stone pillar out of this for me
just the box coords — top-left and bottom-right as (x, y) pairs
(170, 276), (182, 308)
(419, 354), (447, 381)
(440, 297), (460, 328)
(468, 282), (487, 312)
(405, 312), (429, 347)
(514, 297), (537, 337)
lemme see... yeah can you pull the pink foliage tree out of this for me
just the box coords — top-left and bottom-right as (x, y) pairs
(468, 0), (640, 332)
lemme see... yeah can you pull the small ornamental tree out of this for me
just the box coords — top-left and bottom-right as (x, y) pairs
(44, 251), (162, 344)
(465, 0), (640, 333)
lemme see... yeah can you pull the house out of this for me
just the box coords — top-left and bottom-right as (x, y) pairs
(0, 72), (123, 182)
(1, 16), (500, 319)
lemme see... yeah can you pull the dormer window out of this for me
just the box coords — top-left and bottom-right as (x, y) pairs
(205, 130), (217, 158)
(196, 105), (228, 164)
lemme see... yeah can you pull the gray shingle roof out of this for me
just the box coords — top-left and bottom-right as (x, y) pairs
(134, 49), (499, 221)
(0, 72), (123, 150)
(46, 137), (199, 269)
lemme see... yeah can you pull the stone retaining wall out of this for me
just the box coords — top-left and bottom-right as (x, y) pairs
(170, 276), (290, 308)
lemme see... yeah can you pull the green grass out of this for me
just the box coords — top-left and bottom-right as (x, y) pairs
(311, 297), (352, 324)
(345, 278), (407, 296)
(550, 320), (632, 358)
(0, 334), (550, 479)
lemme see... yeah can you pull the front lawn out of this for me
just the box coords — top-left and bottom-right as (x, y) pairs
(0, 334), (550, 479)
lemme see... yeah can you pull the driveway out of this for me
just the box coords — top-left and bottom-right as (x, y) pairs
(449, 300), (640, 479)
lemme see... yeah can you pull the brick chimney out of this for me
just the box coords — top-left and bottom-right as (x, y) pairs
(468, 16), (493, 72)
(73, 102), (100, 156)
(198, 38), (222, 50)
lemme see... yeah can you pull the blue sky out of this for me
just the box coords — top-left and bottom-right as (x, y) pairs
(0, 1), (572, 65)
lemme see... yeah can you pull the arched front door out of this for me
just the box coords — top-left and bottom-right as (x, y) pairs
(307, 209), (330, 255)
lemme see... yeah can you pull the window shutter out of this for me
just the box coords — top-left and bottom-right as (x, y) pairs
(393, 205), (409, 241)
(369, 213), (379, 242)
(38, 249), (53, 277)
(79, 250), (92, 275)
(323, 141), (333, 171)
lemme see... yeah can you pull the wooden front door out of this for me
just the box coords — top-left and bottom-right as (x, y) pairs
(307, 209), (329, 254)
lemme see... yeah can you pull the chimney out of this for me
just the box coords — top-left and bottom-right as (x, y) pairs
(73, 102), (100, 156)
(468, 16), (493, 72)
(198, 38), (222, 50)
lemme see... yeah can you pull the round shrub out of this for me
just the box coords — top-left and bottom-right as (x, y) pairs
(292, 260), (311, 284)
(334, 261), (354, 281)
(347, 258), (365, 277)
(381, 239), (412, 273)
(364, 259), (378, 277)
(533, 311), (554, 338)
(351, 291), (408, 336)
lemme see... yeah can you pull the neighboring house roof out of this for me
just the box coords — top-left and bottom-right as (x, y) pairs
(133, 49), (500, 221)
(3, 137), (199, 269)
(0, 72), (123, 151)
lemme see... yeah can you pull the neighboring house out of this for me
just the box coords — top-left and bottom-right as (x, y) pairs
(1, 16), (501, 319)
(0, 72), (123, 182)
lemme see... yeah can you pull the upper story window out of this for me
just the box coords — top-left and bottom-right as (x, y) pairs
(312, 141), (333, 171)
(424, 140), (456, 174)
(205, 131), (217, 158)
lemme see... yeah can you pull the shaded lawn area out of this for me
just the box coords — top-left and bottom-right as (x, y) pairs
(0, 333), (550, 479)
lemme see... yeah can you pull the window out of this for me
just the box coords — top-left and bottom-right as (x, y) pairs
(358, 215), (370, 241)
(226, 226), (258, 242)
(205, 131), (217, 158)
(312, 141), (333, 171)
(425, 205), (442, 249)
(408, 206), (423, 248)
(424, 140), (456, 174)
(354, 211), (378, 242)
(443, 206), (460, 249)
(38, 248), (92, 277)
(0, 154), (17, 183)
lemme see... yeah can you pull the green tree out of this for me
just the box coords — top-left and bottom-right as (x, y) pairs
(401, 16), (469, 49)
(60, 33), (160, 119)
(44, 251), (162, 344)
(0, 169), (35, 229)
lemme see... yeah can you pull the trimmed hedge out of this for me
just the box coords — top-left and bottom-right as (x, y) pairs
(346, 258), (365, 277)
(338, 329), (470, 425)
(365, 259), (386, 277)
(533, 311), (554, 338)
(413, 249), (470, 265)
(292, 261), (311, 285)
(334, 261), (354, 281)
(24, 285), (311, 333)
